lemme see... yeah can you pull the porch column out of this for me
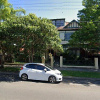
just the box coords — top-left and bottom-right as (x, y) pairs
(60, 56), (63, 67)
(45, 50), (49, 60)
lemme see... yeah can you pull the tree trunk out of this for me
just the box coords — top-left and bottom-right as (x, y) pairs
(29, 54), (31, 63)
(31, 54), (34, 63)
(11, 54), (15, 63)
(0, 50), (4, 68)
(31, 47), (34, 63)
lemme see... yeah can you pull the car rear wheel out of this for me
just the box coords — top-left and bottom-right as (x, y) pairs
(21, 74), (28, 81)
(48, 76), (56, 83)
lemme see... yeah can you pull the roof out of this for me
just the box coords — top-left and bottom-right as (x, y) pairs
(57, 26), (65, 30)
(57, 19), (80, 31)
(57, 28), (79, 31)
(64, 20), (79, 28)
(65, 22), (69, 26)
(51, 18), (65, 21)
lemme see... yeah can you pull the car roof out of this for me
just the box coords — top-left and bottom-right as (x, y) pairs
(24, 63), (45, 66)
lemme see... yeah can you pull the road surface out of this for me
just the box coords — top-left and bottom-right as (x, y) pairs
(0, 74), (100, 100)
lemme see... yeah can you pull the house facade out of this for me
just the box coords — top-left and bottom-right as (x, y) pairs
(51, 19), (80, 50)
(51, 19), (99, 68)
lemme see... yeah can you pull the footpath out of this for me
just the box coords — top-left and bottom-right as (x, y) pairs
(55, 67), (100, 72)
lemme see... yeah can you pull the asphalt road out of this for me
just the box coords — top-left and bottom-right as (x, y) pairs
(0, 73), (100, 100)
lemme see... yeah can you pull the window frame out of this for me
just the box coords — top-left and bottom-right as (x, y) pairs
(25, 64), (36, 69)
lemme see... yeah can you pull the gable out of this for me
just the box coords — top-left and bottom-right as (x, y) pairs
(64, 20), (80, 28)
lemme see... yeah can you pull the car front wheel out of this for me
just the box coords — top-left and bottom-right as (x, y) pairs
(48, 76), (56, 83)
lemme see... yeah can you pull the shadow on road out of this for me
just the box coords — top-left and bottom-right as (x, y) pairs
(0, 73), (52, 84)
(1, 73), (100, 86)
(0, 73), (21, 82)
(63, 78), (100, 86)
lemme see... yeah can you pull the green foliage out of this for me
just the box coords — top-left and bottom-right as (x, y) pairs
(0, 0), (25, 21)
(0, 14), (63, 62)
(69, 0), (100, 50)
(0, 67), (20, 72)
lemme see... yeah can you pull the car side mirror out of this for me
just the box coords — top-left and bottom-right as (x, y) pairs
(44, 68), (47, 72)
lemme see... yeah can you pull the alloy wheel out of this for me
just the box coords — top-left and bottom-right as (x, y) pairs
(49, 76), (56, 83)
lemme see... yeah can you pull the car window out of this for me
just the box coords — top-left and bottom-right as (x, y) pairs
(25, 64), (36, 69)
(45, 67), (50, 71)
(36, 65), (45, 70)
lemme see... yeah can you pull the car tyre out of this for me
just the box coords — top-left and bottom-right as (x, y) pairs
(48, 76), (56, 83)
(21, 74), (28, 81)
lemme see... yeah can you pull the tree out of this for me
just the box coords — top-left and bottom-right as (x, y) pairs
(0, 0), (26, 65)
(0, 14), (63, 62)
(69, 0), (100, 50)
(0, 0), (25, 21)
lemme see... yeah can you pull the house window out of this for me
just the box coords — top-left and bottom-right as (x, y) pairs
(64, 32), (73, 41)
(52, 19), (65, 27)
(56, 20), (64, 27)
(52, 21), (55, 26)
(59, 32), (65, 40)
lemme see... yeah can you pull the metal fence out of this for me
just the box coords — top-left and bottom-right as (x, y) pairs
(63, 57), (94, 66)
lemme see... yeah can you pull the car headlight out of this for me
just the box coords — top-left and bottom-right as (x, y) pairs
(56, 73), (61, 75)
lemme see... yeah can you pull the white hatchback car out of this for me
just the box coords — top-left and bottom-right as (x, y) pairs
(19, 63), (63, 83)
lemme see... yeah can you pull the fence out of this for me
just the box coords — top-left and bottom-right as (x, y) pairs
(44, 56), (99, 69)
(60, 56), (99, 69)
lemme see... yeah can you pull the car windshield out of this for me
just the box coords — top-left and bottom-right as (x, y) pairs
(45, 65), (54, 70)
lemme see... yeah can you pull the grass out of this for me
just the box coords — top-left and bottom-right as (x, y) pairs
(0, 67), (100, 79)
(61, 70), (100, 78)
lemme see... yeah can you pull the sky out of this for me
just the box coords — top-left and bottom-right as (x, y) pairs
(8, 0), (84, 22)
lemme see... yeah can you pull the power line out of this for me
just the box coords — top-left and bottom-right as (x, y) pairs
(10, 2), (82, 5)
(11, 1), (83, 10)
(13, 5), (82, 6)
(9, 1), (83, 11)
(22, 8), (83, 11)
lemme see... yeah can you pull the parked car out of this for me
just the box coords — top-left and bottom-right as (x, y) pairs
(19, 63), (63, 83)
